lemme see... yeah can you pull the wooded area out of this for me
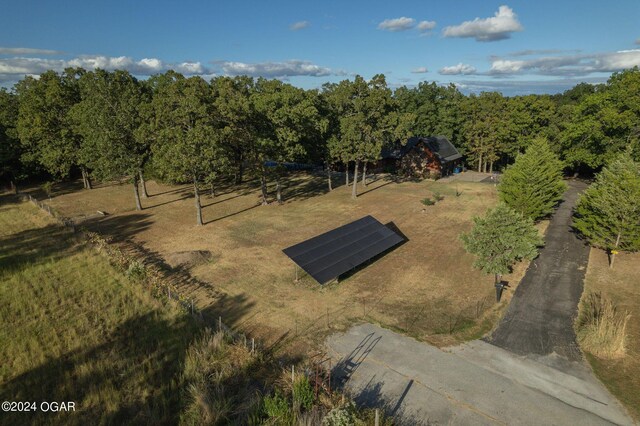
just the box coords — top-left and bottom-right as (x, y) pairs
(1, 67), (639, 222)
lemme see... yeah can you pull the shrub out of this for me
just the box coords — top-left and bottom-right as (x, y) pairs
(293, 375), (314, 411)
(322, 402), (360, 426)
(433, 192), (444, 202)
(126, 260), (147, 281)
(421, 197), (435, 206)
(41, 181), (54, 197)
(263, 390), (292, 423)
(577, 292), (630, 359)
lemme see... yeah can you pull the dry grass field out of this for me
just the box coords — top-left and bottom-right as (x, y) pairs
(0, 199), (199, 425)
(581, 249), (640, 421)
(24, 172), (535, 354)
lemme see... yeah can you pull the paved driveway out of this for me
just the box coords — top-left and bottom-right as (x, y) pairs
(487, 180), (590, 360)
(326, 181), (635, 425)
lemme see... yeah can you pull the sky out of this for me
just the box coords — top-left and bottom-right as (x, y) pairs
(1, 0), (639, 96)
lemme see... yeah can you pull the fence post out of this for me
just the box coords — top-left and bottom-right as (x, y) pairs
(218, 316), (222, 332)
(168, 287), (171, 300)
(251, 338), (255, 354)
(375, 409), (379, 426)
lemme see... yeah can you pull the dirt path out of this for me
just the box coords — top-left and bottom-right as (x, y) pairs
(487, 180), (589, 360)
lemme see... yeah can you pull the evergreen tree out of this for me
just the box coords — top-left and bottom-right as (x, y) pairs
(498, 137), (567, 221)
(573, 153), (640, 268)
(461, 204), (543, 288)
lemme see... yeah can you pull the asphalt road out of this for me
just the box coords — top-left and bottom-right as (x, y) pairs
(487, 180), (590, 360)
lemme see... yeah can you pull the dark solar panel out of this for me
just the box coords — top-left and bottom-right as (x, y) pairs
(282, 215), (404, 284)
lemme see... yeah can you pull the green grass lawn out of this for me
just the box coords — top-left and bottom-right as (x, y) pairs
(0, 198), (198, 425)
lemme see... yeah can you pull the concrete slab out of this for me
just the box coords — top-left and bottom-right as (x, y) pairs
(327, 323), (634, 425)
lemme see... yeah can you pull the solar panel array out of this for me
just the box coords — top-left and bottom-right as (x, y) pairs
(282, 215), (404, 284)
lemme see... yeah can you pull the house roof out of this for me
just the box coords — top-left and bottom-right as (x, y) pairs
(381, 136), (462, 163)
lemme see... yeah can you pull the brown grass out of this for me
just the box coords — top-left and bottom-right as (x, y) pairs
(24, 172), (535, 354)
(582, 249), (640, 420)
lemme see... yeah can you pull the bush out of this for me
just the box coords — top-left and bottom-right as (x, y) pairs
(433, 192), (444, 202)
(577, 292), (630, 359)
(323, 402), (360, 426)
(421, 197), (435, 206)
(41, 181), (54, 197)
(263, 390), (292, 423)
(126, 260), (147, 282)
(293, 375), (314, 411)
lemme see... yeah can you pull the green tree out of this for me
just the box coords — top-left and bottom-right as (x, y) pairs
(211, 76), (256, 186)
(461, 204), (543, 289)
(151, 74), (223, 225)
(460, 92), (507, 173)
(498, 137), (567, 221)
(573, 153), (640, 268)
(560, 68), (640, 171)
(0, 88), (22, 189)
(72, 69), (148, 210)
(15, 69), (90, 187)
(326, 74), (412, 199)
(251, 78), (323, 204)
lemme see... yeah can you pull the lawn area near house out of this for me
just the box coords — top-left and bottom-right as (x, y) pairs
(22, 172), (534, 352)
(581, 249), (640, 421)
(0, 200), (199, 425)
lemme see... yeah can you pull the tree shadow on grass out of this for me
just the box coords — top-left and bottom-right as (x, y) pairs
(78, 213), (154, 243)
(0, 222), (80, 273)
(0, 312), (199, 426)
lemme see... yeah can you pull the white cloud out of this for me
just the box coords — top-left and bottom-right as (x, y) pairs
(439, 63), (477, 75)
(443, 5), (523, 42)
(377, 17), (416, 32)
(290, 21), (310, 31)
(0, 55), (209, 85)
(0, 47), (63, 55)
(411, 67), (429, 74)
(219, 60), (334, 77)
(487, 49), (640, 76)
(417, 21), (436, 32)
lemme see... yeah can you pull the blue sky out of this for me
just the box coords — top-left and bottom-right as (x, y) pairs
(1, 0), (639, 95)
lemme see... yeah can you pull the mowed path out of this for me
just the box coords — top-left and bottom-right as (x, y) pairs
(326, 181), (635, 425)
(487, 180), (589, 359)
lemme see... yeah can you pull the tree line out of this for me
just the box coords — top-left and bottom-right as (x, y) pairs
(1, 67), (639, 223)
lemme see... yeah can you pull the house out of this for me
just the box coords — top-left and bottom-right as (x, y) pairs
(378, 136), (463, 178)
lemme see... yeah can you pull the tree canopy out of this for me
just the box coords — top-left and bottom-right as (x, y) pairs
(498, 137), (567, 221)
(461, 203), (543, 284)
(573, 153), (640, 267)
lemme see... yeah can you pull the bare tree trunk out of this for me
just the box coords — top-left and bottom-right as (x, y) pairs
(81, 167), (92, 189)
(346, 166), (349, 186)
(10, 180), (16, 194)
(194, 178), (203, 226)
(210, 181), (216, 198)
(327, 161), (332, 191)
(351, 161), (359, 199)
(489, 161), (494, 174)
(362, 162), (368, 188)
(477, 154), (482, 173)
(276, 178), (283, 204)
(235, 161), (244, 185)
(133, 175), (142, 211)
(139, 169), (149, 198)
(260, 167), (268, 205)
(610, 232), (622, 269)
